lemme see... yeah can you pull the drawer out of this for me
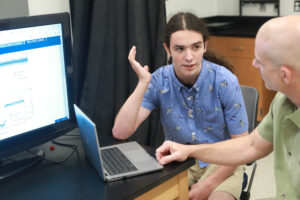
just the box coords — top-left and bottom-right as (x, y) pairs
(209, 36), (255, 58)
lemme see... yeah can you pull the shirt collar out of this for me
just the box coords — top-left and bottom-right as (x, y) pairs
(170, 59), (210, 92)
(289, 108), (300, 128)
(281, 94), (300, 128)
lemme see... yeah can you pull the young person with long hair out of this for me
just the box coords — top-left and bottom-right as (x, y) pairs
(113, 12), (249, 200)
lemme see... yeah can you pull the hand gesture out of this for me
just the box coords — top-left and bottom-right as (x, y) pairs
(156, 141), (189, 165)
(128, 46), (152, 83)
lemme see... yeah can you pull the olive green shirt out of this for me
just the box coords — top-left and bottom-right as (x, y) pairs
(258, 92), (300, 200)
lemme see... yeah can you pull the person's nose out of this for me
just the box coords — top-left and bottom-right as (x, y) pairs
(184, 49), (193, 62)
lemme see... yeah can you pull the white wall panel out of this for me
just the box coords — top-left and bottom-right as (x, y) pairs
(27, 0), (70, 16)
(166, 0), (218, 20)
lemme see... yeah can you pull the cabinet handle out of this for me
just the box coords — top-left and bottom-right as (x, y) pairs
(260, 108), (263, 116)
(231, 46), (245, 51)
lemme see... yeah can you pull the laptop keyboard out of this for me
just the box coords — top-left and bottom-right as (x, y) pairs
(101, 147), (138, 176)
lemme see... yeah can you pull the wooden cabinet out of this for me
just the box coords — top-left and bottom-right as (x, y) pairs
(208, 36), (276, 121)
(135, 170), (188, 200)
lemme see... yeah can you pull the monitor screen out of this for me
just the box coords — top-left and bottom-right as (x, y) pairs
(0, 13), (76, 159)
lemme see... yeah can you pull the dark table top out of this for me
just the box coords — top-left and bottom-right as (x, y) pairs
(0, 129), (194, 200)
(204, 16), (275, 37)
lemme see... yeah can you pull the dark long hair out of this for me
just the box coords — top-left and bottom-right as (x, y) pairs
(164, 12), (209, 50)
(164, 12), (234, 73)
(203, 50), (234, 73)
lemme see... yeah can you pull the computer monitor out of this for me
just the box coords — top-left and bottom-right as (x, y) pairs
(0, 13), (76, 174)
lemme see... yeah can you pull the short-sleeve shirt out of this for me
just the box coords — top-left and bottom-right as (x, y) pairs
(141, 59), (248, 167)
(257, 92), (300, 199)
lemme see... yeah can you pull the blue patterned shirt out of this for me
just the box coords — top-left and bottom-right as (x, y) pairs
(141, 59), (248, 167)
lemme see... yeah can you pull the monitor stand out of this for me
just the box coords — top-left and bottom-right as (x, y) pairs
(0, 149), (44, 180)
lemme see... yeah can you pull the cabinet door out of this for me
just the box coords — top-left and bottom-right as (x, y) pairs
(225, 57), (275, 121)
(216, 36), (255, 58)
(208, 36), (276, 121)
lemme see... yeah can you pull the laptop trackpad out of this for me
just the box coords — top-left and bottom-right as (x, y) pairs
(126, 150), (153, 163)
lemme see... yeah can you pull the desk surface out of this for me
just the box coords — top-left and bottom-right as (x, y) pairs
(0, 129), (194, 200)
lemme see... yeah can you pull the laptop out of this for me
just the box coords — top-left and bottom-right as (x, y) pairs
(73, 104), (163, 182)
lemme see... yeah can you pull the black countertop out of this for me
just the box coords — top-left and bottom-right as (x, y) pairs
(0, 129), (195, 200)
(203, 16), (275, 37)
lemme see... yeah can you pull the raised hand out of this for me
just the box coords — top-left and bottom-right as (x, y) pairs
(128, 46), (152, 83)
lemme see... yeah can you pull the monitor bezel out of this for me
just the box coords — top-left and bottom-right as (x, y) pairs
(0, 12), (76, 159)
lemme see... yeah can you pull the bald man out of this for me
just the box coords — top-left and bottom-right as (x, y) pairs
(156, 16), (300, 199)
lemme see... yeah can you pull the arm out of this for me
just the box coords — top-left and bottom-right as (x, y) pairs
(112, 46), (152, 140)
(156, 128), (273, 165)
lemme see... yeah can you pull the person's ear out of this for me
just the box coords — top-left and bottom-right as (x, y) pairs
(280, 65), (293, 84)
(163, 43), (171, 57)
(203, 40), (208, 52)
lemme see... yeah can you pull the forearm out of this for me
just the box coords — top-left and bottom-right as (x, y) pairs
(188, 132), (267, 165)
(157, 130), (273, 167)
(112, 80), (150, 139)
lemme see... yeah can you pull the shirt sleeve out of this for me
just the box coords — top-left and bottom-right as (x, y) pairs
(141, 78), (160, 111)
(219, 74), (249, 135)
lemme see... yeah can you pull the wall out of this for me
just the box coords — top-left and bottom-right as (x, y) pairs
(27, 0), (70, 16)
(1, 0), (298, 20)
(281, 0), (300, 15)
(0, 0), (28, 19)
(0, 0), (70, 19)
(165, 0), (218, 19)
(217, 0), (239, 15)
(166, 0), (300, 17)
(220, 0), (300, 16)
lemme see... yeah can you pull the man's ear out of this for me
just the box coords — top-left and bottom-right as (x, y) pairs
(163, 43), (171, 57)
(280, 65), (293, 84)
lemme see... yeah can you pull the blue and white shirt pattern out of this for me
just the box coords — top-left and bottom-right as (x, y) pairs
(142, 59), (248, 167)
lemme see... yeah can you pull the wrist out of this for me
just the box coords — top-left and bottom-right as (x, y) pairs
(138, 73), (152, 85)
(201, 178), (218, 190)
(186, 145), (197, 159)
(188, 144), (201, 159)
(137, 79), (151, 88)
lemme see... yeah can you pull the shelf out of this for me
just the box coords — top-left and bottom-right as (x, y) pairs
(240, 0), (279, 16)
(241, 0), (278, 3)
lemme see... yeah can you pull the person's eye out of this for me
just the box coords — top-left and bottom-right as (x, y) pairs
(193, 45), (201, 51)
(175, 47), (184, 52)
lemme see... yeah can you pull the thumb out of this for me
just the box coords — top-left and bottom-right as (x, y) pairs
(144, 65), (149, 72)
(159, 154), (177, 165)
